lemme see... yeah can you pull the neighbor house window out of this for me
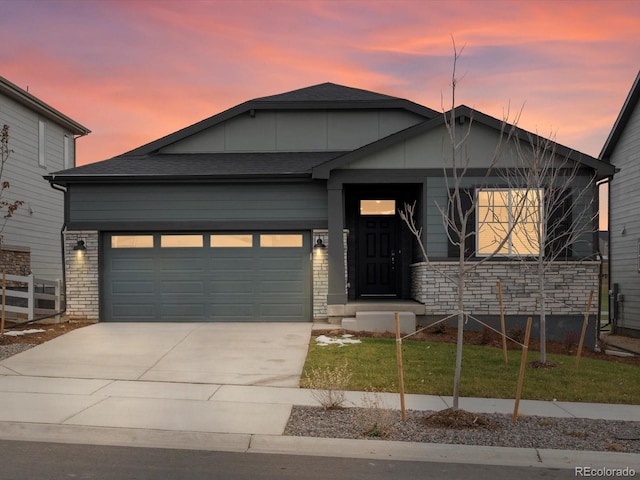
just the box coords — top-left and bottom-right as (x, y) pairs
(63, 135), (71, 169)
(38, 119), (46, 167)
(477, 188), (543, 256)
(160, 235), (203, 248)
(111, 235), (154, 248)
(260, 234), (303, 247)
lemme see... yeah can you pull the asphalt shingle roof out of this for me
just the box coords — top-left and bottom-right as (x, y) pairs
(253, 82), (403, 103)
(48, 151), (348, 182)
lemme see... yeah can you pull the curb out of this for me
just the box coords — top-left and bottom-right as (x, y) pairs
(1, 422), (638, 470)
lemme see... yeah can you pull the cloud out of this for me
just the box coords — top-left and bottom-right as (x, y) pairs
(0, 0), (638, 164)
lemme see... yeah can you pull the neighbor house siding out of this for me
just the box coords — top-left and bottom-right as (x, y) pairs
(609, 99), (640, 334)
(0, 92), (77, 280)
(159, 110), (424, 154)
(67, 182), (328, 229)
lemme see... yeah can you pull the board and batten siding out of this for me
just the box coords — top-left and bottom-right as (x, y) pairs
(159, 110), (424, 154)
(0, 92), (76, 280)
(68, 182), (328, 228)
(609, 99), (640, 333)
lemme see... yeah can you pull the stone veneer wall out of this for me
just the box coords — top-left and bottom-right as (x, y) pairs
(312, 229), (349, 319)
(65, 231), (99, 322)
(411, 261), (599, 316)
(0, 245), (31, 276)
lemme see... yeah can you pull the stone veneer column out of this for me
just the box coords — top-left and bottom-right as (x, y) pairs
(64, 231), (99, 322)
(312, 229), (328, 319)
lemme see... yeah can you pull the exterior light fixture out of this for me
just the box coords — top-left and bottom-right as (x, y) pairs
(73, 240), (87, 252)
(314, 237), (326, 249)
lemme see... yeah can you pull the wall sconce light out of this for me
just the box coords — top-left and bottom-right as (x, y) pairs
(314, 237), (326, 249)
(73, 240), (87, 252)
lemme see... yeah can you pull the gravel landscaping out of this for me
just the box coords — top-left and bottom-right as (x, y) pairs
(0, 343), (36, 361)
(285, 406), (640, 453)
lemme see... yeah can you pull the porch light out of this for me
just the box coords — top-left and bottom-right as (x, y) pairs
(314, 237), (326, 249)
(73, 240), (87, 252)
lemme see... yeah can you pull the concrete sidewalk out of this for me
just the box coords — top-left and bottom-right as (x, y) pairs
(0, 377), (638, 470)
(0, 322), (638, 470)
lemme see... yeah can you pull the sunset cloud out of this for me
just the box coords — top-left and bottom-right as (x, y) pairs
(0, 0), (638, 166)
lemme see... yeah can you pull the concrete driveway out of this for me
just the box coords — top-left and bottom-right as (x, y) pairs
(0, 322), (312, 387)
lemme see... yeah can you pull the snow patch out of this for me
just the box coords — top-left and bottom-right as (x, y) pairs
(2, 329), (46, 337)
(315, 334), (361, 347)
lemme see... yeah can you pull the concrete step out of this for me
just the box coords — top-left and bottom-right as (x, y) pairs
(341, 311), (416, 334)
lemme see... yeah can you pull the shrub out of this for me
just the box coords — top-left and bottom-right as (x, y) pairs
(304, 362), (352, 410)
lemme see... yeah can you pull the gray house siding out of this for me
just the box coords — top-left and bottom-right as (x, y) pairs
(0, 84), (87, 280)
(67, 182), (328, 230)
(608, 98), (640, 335)
(159, 110), (424, 154)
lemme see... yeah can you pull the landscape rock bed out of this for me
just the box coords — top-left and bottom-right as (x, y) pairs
(285, 406), (640, 453)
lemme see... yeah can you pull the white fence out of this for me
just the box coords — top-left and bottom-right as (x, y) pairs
(1, 273), (63, 322)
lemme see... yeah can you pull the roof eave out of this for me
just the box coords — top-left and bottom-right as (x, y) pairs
(45, 172), (314, 186)
(0, 76), (90, 136)
(599, 70), (640, 161)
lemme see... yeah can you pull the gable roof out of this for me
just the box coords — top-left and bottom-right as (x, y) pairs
(0, 76), (90, 136)
(313, 105), (616, 179)
(599, 70), (640, 161)
(120, 82), (438, 157)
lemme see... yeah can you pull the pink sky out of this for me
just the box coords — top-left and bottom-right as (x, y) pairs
(2, 0), (639, 226)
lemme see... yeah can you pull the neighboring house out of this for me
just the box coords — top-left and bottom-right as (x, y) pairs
(0, 76), (89, 280)
(46, 83), (613, 347)
(600, 70), (640, 338)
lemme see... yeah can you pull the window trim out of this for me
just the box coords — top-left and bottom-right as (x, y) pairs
(38, 119), (46, 167)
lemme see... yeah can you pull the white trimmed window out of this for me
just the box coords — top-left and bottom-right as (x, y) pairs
(38, 119), (46, 167)
(477, 188), (543, 256)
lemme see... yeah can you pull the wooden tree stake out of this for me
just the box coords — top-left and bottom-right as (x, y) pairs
(512, 317), (532, 424)
(575, 289), (594, 369)
(498, 280), (508, 363)
(395, 312), (406, 421)
(1, 271), (6, 335)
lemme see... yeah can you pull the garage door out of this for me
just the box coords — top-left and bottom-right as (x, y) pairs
(102, 232), (311, 322)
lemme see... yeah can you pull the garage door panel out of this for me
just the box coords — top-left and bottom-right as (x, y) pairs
(112, 304), (157, 320)
(159, 304), (207, 318)
(160, 280), (205, 294)
(210, 280), (255, 294)
(103, 232), (310, 322)
(111, 281), (155, 294)
(260, 280), (304, 294)
(110, 258), (155, 272)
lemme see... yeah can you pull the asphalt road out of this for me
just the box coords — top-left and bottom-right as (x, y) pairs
(0, 440), (578, 480)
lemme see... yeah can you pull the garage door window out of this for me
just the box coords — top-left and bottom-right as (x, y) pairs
(260, 234), (303, 247)
(161, 235), (203, 248)
(111, 235), (154, 248)
(210, 234), (253, 248)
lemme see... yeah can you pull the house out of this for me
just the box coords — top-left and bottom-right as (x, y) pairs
(600, 70), (640, 338)
(0, 76), (89, 281)
(46, 83), (613, 346)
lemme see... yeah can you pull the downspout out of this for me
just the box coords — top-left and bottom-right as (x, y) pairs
(5, 182), (68, 328)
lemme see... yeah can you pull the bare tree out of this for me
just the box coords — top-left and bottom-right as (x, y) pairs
(400, 43), (529, 410)
(497, 132), (597, 364)
(0, 124), (24, 245)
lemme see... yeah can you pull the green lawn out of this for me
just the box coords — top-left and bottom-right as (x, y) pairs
(301, 338), (639, 404)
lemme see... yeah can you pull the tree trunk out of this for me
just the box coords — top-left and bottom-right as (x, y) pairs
(452, 267), (465, 410)
(538, 259), (547, 363)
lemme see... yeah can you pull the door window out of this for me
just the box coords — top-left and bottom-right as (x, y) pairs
(360, 200), (396, 215)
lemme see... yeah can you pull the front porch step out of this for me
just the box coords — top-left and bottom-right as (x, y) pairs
(341, 311), (416, 334)
(342, 300), (425, 317)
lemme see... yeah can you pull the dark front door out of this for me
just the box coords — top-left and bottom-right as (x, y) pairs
(357, 201), (398, 296)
